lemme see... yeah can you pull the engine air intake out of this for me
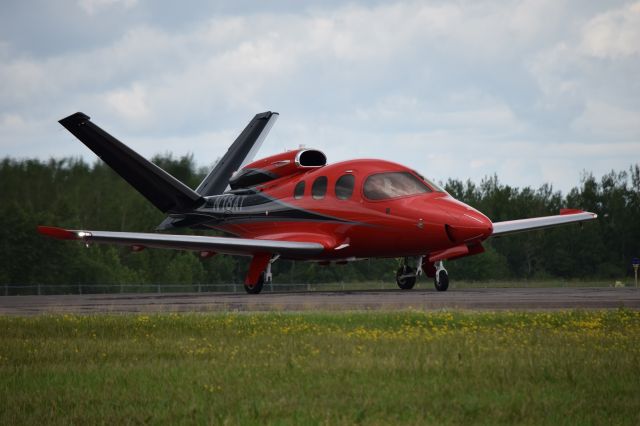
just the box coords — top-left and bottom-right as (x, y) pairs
(297, 150), (327, 167)
(229, 148), (327, 190)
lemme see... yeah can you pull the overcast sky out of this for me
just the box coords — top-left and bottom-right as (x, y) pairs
(1, 0), (639, 193)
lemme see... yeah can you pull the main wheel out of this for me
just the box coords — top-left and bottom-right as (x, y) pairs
(434, 270), (449, 291)
(244, 273), (265, 294)
(396, 265), (416, 290)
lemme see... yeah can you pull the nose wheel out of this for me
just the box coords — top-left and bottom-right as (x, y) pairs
(434, 261), (449, 291)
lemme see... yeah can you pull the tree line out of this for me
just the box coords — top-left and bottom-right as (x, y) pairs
(1, 155), (638, 292)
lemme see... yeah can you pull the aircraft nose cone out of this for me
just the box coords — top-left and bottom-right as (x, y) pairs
(445, 209), (493, 243)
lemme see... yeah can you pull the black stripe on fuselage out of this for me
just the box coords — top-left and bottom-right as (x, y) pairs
(229, 168), (279, 190)
(191, 192), (359, 227)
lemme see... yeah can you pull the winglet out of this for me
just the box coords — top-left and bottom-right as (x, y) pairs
(37, 226), (79, 240)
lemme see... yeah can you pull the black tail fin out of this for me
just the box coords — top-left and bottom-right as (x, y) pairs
(195, 111), (278, 196)
(59, 112), (203, 213)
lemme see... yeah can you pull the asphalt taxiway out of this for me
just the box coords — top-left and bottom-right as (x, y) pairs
(0, 287), (639, 315)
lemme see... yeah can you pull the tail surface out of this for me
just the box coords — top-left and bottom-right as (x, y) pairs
(59, 112), (203, 213)
(195, 111), (278, 196)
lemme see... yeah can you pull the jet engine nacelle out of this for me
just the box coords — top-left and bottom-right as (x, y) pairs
(229, 148), (326, 190)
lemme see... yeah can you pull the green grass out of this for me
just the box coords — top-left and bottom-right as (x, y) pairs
(1, 310), (639, 425)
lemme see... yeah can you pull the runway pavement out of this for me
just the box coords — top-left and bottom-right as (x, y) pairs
(0, 287), (639, 315)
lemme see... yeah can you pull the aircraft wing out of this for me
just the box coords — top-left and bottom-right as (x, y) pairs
(491, 210), (597, 237)
(37, 226), (324, 257)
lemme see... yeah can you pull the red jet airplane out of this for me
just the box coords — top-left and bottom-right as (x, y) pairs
(39, 111), (597, 293)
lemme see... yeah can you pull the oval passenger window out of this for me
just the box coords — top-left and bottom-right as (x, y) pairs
(335, 174), (354, 200)
(294, 181), (305, 199)
(312, 176), (327, 200)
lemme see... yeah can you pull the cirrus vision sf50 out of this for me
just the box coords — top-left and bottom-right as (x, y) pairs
(40, 112), (597, 293)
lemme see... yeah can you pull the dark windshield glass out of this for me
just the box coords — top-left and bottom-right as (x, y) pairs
(364, 172), (431, 200)
(335, 174), (355, 200)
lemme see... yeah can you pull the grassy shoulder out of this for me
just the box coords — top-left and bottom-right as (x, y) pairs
(1, 310), (639, 425)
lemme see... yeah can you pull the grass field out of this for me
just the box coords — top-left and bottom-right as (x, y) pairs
(1, 310), (639, 425)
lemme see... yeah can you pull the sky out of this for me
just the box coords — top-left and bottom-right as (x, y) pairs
(1, 0), (639, 193)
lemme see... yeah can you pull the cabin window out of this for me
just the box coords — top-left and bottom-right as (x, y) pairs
(294, 181), (305, 199)
(312, 176), (328, 199)
(363, 172), (431, 200)
(335, 174), (355, 200)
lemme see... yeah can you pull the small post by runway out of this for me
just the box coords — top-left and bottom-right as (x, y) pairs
(632, 257), (639, 288)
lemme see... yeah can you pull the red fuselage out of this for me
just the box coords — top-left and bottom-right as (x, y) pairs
(207, 159), (493, 261)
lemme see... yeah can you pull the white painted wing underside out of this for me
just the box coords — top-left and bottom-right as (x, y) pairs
(67, 229), (324, 257)
(491, 212), (597, 237)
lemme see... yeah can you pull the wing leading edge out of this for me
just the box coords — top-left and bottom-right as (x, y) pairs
(37, 226), (324, 257)
(491, 210), (597, 237)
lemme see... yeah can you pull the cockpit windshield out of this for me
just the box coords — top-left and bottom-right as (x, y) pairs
(411, 170), (446, 193)
(423, 177), (446, 192)
(363, 172), (431, 200)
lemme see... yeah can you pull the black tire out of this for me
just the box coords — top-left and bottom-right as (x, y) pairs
(396, 265), (416, 290)
(244, 273), (265, 294)
(434, 270), (449, 291)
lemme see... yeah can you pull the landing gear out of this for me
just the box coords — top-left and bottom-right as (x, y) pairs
(396, 264), (417, 290)
(434, 261), (449, 291)
(394, 257), (450, 291)
(244, 272), (266, 294)
(243, 254), (277, 294)
(396, 256), (423, 290)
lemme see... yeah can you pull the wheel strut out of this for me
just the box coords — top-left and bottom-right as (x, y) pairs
(244, 254), (279, 294)
(396, 257), (418, 290)
(264, 255), (279, 285)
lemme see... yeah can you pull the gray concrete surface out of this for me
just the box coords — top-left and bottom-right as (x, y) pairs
(0, 287), (639, 315)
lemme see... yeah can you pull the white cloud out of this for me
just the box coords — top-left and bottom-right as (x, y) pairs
(580, 2), (640, 58)
(1, 113), (25, 128)
(354, 92), (525, 139)
(78, 0), (138, 16)
(0, 0), (638, 193)
(0, 58), (53, 104)
(105, 83), (150, 121)
(525, 1), (640, 148)
(509, 0), (569, 43)
(572, 100), (640, 140)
